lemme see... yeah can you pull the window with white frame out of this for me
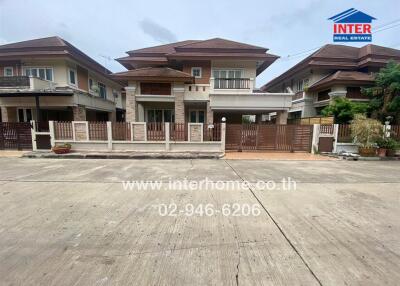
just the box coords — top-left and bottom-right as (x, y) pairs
(24, 67), (53, 81)
(68, 68), (77, 86)
(189, 110), (205, 123)
(98, 82), (107, 99)
(147, 109), (174, 122)
(4, 67), (13, 76)
(296, 78), (309, 92)
(213, 69), (243, 79)
(191, 67), (202, 78)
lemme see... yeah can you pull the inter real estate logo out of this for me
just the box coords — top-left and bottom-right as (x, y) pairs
(328, 8), (376, 42)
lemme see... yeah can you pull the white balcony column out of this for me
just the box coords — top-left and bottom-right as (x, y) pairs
(125, 86), (137, 122)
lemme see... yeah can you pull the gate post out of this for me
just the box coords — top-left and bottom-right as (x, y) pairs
(165, 122), (170, 151)
(311, 124), (320, 154)
(333, 124), (339, 153)
(107, 121), (112, 151)
(30, 120), (37, 151)
(49, 121), (55, 148)
(221, 122), (226, 152)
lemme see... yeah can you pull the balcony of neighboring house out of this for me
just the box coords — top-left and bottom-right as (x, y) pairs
(209, 77), (255, 94)
(0, 75), (56, 91)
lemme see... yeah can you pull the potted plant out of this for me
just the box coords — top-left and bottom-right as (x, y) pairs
(52, 143), (72, 154)
(376, 137), (388, 157)
(351, 115), (382, 157)
(385, 138), (398, 157)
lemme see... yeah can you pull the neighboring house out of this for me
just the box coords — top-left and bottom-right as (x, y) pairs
(0, 37), (125, 123)
(113, 38), (293, 124)
(261, 44), (400, 119)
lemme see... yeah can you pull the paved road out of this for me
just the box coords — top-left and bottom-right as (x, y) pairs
(0, 158), (399, 285)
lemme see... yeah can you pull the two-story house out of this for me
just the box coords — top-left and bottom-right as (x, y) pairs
(0, 37), (124, 123)
(262, 44), (400, 119)
(112, 38), (293, 124)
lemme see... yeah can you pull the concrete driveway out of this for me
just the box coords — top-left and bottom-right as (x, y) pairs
(0, 158), (399, 285)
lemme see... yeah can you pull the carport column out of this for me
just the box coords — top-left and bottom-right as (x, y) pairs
(173, 84), (185, 123)
(206, 101), (214, 124)
(109, 110), (117, 122)
(73, 105), (86, 121)
(1, 107), (17, 122)
(125, 86), (137, 122)
(276, 110), (288, 124)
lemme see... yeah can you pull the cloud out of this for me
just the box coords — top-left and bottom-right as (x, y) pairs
(139, 18), (177, 43)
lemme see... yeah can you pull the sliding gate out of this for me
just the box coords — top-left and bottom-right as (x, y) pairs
(225, 124), (313, 152)
(0, 122), (32, 150)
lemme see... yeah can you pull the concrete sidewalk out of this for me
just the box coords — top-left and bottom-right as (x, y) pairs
(225, 151), (336, 160)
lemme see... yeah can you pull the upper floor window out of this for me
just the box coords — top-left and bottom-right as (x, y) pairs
(4, 67), (13, 76)
(191, 67), (202, 78)
(68, 68), (77, 86)
(24, 67), (53, 81)
(296, 78), (309, 92)
(213, 69), (243, 79)
(98, 82), (107, 99)
(89, 78), (94, 90)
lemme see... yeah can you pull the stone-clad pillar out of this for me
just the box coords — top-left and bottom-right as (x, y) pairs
(276, 110), (288, 125)
(73, 105), (86, 121)
(206, 101), (213, 124)
(125, 86), (137, 122)
(173, 85), (185, 123)
(1, 107), (17, 122)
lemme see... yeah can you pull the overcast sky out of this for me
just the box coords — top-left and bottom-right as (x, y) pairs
(1, 0), (399, 87)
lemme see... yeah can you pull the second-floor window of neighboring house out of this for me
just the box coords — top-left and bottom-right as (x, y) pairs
(191, 67), (202, 78)
(296, 78), (309, 92)
(68, 69), (77, 85)
(213, 69), (244, 89)
(98, 82), (107, 99)
(24, 67), (53, 81)
(89, 78), (94, 90)
(4, 67), (13, 76)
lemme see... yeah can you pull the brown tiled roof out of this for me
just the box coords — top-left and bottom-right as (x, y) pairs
(111, 67), (193, 82)
(308, 71), (375, 91)
(118, 38), (278, 75)
(262, 44), (400, 91)
(0, 36), (120, 84)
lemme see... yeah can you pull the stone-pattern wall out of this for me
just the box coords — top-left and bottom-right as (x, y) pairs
(73, 105), (86, 121)
(189, 124), (202, 142)
(74, 122), (88, 141)
(174, 91), (185, 123)
(276, 111), (288, 124)
(132, 123), (146, 141)
(126, 89), (136, 122)
(206, 101), (213, 124)
(1, 107), (17, 122)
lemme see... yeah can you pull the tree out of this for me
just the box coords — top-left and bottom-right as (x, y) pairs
(321, 97), (368, 124)
(363, 61), (400, 124)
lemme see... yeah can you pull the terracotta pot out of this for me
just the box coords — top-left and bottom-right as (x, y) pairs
(386, 149), (396, 157)
(378, 148), (387, 157)
(358, 147), (376, 157)
(52, 146), (71, 154)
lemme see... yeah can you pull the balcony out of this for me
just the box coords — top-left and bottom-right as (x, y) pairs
(292, 91), (304, 101)
(209, 77), (255, 95)
(0, 76), (30, 88)
(0, 76), (55, 90)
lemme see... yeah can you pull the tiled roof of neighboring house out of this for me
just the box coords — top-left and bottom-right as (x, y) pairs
(308, 71), (375, 91)
(0, 36), (120, 84)
(111, 67), (194, 82)
(117, 38), (278, 75)
(262, 44), (400, 91)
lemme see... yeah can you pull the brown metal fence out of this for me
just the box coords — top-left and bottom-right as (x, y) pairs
(203, 123), (221, 142)
(54, 122), (73, 140)
(147, 122), (165, 141)
(88, 122), (108, 141)
(0, 122), (32, 150)
(170, 123), (186, 141)
(112, 122), (131, 141)
(337, 124), (352, 143)
(225, 124), (312, 152)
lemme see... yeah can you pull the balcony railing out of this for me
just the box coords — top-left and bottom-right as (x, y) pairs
(213, 78), (250, 89)
(0, 76), (30, 88)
